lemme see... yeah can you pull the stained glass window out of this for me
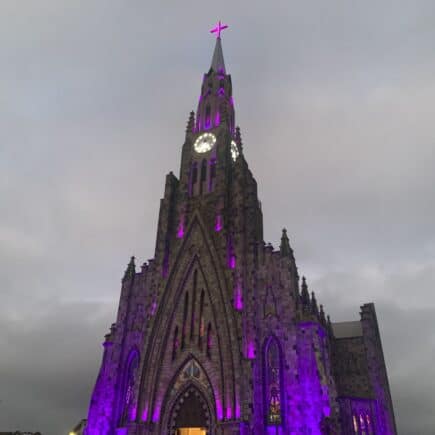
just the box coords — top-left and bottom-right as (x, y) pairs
(353, 414), (358, 433)
(265, 338), (282, 425)
(120, 351), (139, 425)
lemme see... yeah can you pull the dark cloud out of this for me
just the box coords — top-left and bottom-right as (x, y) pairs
(1, 1), (434, 434)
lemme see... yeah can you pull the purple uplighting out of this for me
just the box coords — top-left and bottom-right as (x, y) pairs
(177, 219), (184, 238)
(234, 283), (243, 310)
(215, 214), (223, 232)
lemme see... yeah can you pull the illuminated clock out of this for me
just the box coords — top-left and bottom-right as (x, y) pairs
(193, 133), (216, 153)
(231, 140), (239, 162)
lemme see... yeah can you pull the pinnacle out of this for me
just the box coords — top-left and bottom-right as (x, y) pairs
(210, 37), (226, 74)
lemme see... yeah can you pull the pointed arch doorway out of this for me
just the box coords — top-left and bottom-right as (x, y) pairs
(170, 385), (211, 435)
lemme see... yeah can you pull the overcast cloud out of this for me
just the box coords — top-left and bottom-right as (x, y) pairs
(1, 1), (434, 434)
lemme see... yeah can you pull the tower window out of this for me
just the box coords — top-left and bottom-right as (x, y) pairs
(190, 162), (198, 196)
(200, 159), (207, 195)
(209, 158), (216, 192)
(205, 105), (211, 129)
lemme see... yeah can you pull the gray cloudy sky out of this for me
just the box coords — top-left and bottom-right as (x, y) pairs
(1, 1), (434, 434)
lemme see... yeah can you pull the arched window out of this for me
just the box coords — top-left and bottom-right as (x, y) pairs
(264, 338), (282, 425)
(119, 350), (139, 425)
(200, 159), (207, 195)
(209, 158), (216, 192)
(190, 162), (198, 196)
(198, 290), (205, 350)
(190, 270), (197, 340)
(172, 326), (179, 361)
(205, 105), (211, 129)
(353, 414), (359, 434)
(181, 292), (189, 349)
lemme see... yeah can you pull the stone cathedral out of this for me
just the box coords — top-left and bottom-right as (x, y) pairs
(84, 26), (397, 435)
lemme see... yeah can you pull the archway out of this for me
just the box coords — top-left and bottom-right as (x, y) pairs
(169, 385), (211, 435)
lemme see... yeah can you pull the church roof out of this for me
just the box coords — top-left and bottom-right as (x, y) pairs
(210, 37), (226, 73)
(332, 321), (363, 338)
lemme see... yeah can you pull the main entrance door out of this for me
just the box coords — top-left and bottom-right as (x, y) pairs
(172, 387), (210, 435)
(177, 429), (207, 435)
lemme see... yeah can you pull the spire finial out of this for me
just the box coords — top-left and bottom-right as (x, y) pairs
(280, 228), (292, 257)
(301, 276), (310, 306)
(123, 256), (136, 282)
(210, 21), (228, 39)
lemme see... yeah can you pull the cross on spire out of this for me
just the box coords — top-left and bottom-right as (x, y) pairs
(210, 20), (228, 39)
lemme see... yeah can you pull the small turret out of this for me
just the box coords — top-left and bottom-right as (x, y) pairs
(311, 291), (319, 317)
(280, 228), (293, 257)
(235, 126), (243, 152)
(319, 304), (327, 325)
(122, 256), (136, 282)
(301, 276), (310, 306)
(186, 110), (195, 134)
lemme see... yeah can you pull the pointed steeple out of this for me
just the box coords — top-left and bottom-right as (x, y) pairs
(122, 256), (136, 282)
(301, 276), (310, 306)
(311, 291), (319, 316)
(186, 110), (195, 134)
(210, 37), (226, 74)
(280, 228), (293, 257)
(319, 304), (327, 325)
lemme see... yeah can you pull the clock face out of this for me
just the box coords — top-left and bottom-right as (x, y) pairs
(193, 133), (216, 153)
(231, 140), (239, 162)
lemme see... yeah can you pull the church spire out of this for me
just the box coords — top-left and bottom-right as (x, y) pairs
(210, 37), (226, 73)
(209, 21), (228, 73)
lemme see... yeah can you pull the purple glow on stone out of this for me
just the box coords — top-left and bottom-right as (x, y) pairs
(116, 429), (128, 435)
(226, 404), (232, 419)
(218, 87), (225, 96)
(150, 301), (157, 315)
(215, 214), (223, 232)
(235, 400), (241, 418)
(177, 220), (184, 238)
(152, 402), (161, 422)
(141, 404), (149, 421)
(234, 283), (243, 310)
(247, 341), (255, 359)
(216, 398), (224, 420)
(130, 405), (137, 421)
(229, 255), (236, 269)
(215, 110), (220, 126)
(230, 96), (234, 106)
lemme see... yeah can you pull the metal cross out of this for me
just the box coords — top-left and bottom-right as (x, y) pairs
(210, 20), (228, 39)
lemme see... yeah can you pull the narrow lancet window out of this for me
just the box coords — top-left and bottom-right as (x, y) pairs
(198, 290), (205, 350)
(265, 338), (282, 425)
(120, 351), (139, 426)
(181, 292), (189, 349)
(190, 162), (198, 196)
(200, 159), (207, 195)
(209, 158), (216, 192)
(190, 270), (197, 340)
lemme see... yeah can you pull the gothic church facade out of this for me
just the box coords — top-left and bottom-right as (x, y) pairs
(84, 32), (396, 435)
